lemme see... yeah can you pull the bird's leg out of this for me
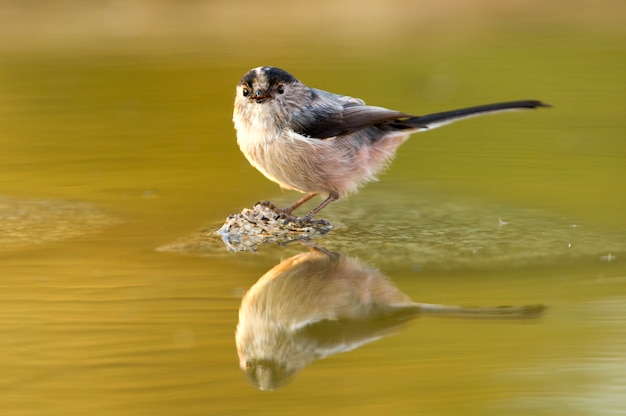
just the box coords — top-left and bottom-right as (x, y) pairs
(302, 195), (337, 222)
(258, 192), (334, 225)
(282, 192), (317, 215)
(257, 192), (317, 219)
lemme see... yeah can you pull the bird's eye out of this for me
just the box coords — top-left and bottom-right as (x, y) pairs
(276, 84), (285, 94)
(242, 87), (250, 97)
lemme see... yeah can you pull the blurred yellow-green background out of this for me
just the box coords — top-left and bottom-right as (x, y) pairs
(1, 1), (625, 415)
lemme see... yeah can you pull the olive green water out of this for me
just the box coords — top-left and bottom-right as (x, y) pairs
(1, 6), (625, 415)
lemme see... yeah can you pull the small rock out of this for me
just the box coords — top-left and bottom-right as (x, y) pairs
(217, 203), (332, 252)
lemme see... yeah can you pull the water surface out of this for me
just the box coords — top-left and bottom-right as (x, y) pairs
(1, 14), (625, 416)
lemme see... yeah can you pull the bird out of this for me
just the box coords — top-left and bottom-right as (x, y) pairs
(232, 66), (549, 221)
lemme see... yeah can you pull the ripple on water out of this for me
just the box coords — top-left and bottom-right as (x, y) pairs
(0, 196), (119, 251)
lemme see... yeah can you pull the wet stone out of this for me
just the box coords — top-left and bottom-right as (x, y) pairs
(217, 203), (332, 252)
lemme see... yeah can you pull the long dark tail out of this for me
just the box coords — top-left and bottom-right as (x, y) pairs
(403, 100), (550, 130)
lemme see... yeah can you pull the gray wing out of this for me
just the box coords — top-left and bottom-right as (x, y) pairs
(292, 88), (414, 139)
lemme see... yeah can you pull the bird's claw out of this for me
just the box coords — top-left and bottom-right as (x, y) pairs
(256, 200), (282, 212)
(254, 200), (330, 227)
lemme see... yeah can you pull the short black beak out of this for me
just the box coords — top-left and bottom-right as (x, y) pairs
(252, 89), (272, 103)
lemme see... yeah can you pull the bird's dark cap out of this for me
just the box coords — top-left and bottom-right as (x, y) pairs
(239, 66), (299, 87)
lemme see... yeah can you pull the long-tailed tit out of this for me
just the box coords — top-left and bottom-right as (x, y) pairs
(233, 66), (548, 220)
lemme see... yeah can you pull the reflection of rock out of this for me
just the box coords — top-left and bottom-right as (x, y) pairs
(0, 196), (118, 251)
(236, 249), (544, 391)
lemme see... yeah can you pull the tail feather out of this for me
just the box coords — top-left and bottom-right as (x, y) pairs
(406, 100), (550, 130)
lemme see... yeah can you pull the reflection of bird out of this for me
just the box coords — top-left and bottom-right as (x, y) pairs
(235, 248), (544, 391)
(233, 66), (549, 220)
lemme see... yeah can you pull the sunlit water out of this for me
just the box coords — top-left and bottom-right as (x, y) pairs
(1, 21), (625, 416)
